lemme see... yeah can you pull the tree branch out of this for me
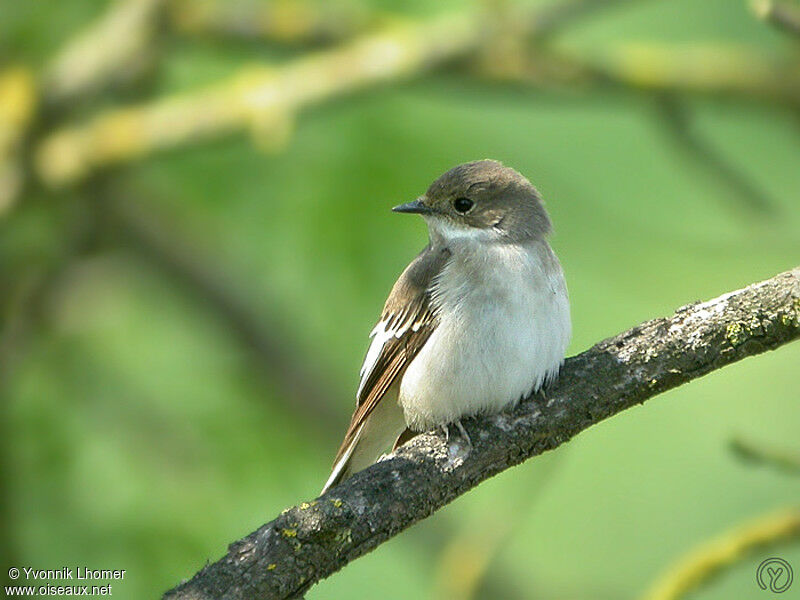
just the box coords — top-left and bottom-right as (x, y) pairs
(30, 0), (704, 187)
(41, 0), (167, 107)
(0, 68), (36, 214)
(34, 8), (480, 186)
(168, 0), (374, 45)
(640, 507), (800, 600)
(652, 94), (779, 217)
(0, 0), (168, 214)
(730, 436), (800, 475)
(163, 267), (800, 600)
(480, 42), (800, 106)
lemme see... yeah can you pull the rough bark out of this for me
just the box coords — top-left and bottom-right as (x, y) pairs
(164, 267), (800, 600)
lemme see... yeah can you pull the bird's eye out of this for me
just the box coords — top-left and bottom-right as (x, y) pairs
(453, 197), (473, 213)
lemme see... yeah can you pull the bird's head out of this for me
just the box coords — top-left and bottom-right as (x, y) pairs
(393, 160), (551, 244)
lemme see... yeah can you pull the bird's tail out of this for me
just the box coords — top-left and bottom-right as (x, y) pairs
(321, 424), (364, 494)
(321, 398), (406, 495)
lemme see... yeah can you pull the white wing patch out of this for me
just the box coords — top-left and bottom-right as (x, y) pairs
(356, 317), (412, 400)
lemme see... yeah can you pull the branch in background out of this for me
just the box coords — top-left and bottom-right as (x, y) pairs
(464, 0), (647, 81)
(586, 42), (800, 103)
(482, 41), (800, 105)
(730, 436), (800, 475)
(104, 194), (343, 433)
(640, 507), (800, 600)
(0, 0), (171, 561)
(0, 0), (168, 213)
(31, 0), (678, 187)
(168, 0), (637, 46)
(41, 0), (167, 108)
(35, 8), (479, 186)
(163, 268), (800, 600)
(751, 0), (800, 37)
(38, 39), (800, 188)
(168, 0), (374, 44)
(0, 68), (37, 215)
(653, 95), (779, 216)
(526, 0), (653, 37)
(7, 0), (800, 192)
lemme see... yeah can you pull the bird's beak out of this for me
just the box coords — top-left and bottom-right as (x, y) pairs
(392, 197), (432, 215)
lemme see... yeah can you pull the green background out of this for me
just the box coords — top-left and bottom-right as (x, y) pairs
(1, 0), (799, 598)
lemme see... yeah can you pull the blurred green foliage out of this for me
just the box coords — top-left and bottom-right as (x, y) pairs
(1, 0), (799, 599)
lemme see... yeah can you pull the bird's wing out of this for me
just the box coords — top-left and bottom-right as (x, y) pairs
(329, 246), (450, 471)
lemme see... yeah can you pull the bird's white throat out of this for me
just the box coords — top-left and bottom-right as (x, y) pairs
(425, 216), (502, 245)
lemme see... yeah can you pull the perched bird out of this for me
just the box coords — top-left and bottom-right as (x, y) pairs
(322, 160), (570, 493)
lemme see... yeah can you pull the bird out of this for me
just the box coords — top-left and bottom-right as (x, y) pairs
(321, 159), (571, 494)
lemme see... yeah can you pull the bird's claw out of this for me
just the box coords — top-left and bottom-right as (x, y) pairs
(455, 420), (472, 448)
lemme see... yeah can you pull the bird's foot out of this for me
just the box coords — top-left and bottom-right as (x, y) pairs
(440, 424), (450, 442)
(454, 419), (472, 448)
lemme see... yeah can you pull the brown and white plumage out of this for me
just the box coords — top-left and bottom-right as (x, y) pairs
(322, 160), (571, 494)
(322, 246), (449, 493)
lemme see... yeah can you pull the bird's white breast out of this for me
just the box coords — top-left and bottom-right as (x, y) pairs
(398, 238), (570, 431)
